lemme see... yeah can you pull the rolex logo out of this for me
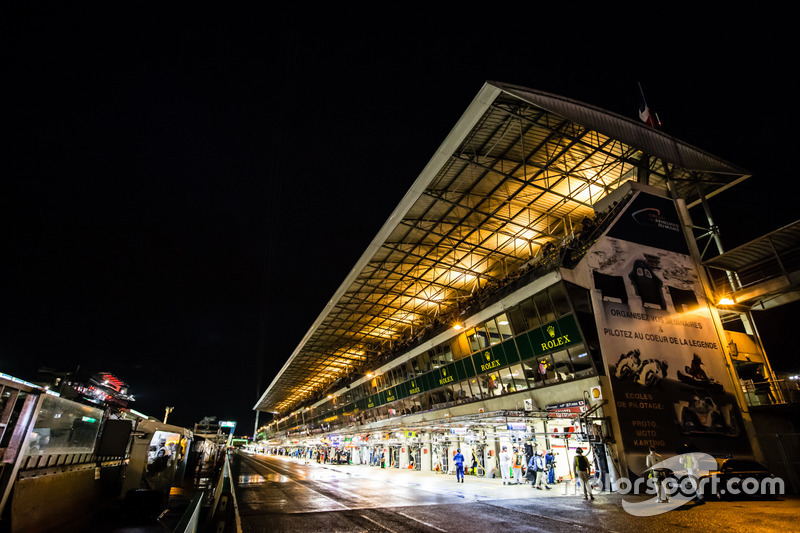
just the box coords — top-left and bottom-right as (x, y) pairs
(442, 370), (447, 376)
(547, 326), (555, 338)
(485, 352), (491, 361)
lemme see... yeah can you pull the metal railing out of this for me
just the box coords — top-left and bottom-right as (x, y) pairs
(172, 492), (204, 533)
(741, 378), (800, 406)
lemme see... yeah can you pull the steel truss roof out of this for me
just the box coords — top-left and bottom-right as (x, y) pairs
(256, 81), (751, 415)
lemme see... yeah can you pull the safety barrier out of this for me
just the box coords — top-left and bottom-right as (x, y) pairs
(207, 454), (234, 533)
(172, 492), (204, 533)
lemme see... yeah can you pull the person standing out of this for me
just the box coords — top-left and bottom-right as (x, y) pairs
(453, 448), (465, 483)
(499, 446), (512, 485)
(678, 444), (703, 502)
(512, 447), (525, 485)
(574, 448), (594, 500)
(532, 451), (551, 490)
(545, 450), (556, 484)
(646, 446), (668, 503)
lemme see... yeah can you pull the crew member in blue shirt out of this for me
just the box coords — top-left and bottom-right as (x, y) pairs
(453, 448), (465, 483)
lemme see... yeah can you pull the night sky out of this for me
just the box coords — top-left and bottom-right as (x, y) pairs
(2, 7), (797, 434)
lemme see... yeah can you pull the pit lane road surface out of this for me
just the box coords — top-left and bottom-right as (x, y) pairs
(230, 452), (799, 533)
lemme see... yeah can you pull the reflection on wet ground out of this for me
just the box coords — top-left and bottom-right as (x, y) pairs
(238, 474), (269, 484)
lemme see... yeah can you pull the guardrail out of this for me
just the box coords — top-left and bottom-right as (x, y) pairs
(206, 453), (235, 532)
(173, 492), (204, 533)
(741, 379), (800, 406)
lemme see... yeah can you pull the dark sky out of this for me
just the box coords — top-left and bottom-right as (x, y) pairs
(2, 7), (797, 433)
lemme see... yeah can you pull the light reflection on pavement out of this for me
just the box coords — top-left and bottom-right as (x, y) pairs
(231, 452), (800, 533)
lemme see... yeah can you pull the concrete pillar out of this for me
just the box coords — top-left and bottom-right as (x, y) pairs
(485, 428), (497, 478)
(398, 441), (409, 469)
(420, 434), (432, 471)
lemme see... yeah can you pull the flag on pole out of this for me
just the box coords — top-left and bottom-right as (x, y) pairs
(638, 82), (658, 127)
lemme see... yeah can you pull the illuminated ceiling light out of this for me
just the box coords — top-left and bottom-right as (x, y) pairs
(498, 320), (509, 325)
(718, 297), (735, 305)
(453, 324), (463, 330)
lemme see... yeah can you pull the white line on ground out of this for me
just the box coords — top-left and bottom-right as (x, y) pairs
(395, 510), (448, 532)
(360, 513), (400, 533)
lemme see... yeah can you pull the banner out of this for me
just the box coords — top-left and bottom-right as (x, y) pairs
(586, 191), (749, 475)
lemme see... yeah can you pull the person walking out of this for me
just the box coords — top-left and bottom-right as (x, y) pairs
(453, 448), (465, 483)
(512, 447), (525, 485)
(545, 450), (556, 484)
(646, 446), (668, 503)
(499, 446), (512, 485)
(574, 448), (594, 500)
(532, 451), (551, 490)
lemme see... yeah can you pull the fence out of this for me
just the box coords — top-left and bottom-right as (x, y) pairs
(756, 433), (800, 494)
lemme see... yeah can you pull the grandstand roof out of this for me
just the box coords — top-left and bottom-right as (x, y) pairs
(254, 81), (751, 415)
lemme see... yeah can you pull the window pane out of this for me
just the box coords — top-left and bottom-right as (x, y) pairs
(534, 292), (555, 324)
(440, 343), (454, 363)
(566, 282), (592, 314)
(484, 318), (501, 345)
(519, 297), (541, 330)
(468, 327), (490, 353)
(418, 352), (431, 372)
(483, 372), (503, 397)
(506, 306), (528, 335)
(537, 354), (556, 384)
(25, 395), (103, 456)
(569, 345), (593, 374)
(453, 380), (471, 402)
(495, 313), (513, 339)
(549, 284), (572, 317)
(451, 333), (471, 360)
(506, 363), (529, 391)
(520, 359), (539, 387)
(551, 349), (574, 381)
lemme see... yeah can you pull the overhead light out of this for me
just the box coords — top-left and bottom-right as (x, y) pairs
(498, 321), (509, 325)
(718, 297), (735, 305)
(453, 324), (463, 330)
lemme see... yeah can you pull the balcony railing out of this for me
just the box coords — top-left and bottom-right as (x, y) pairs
(741, 378), (800, 407)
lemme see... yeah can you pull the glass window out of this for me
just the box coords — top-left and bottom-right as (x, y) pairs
(519, 297), (541, 330)
(534, 292), (555, 324)
(536, 354), (555, 384)
(519, 359), (539, 387)
(427, 349), (439, 368)
(453, 380), (471, 402)
(495, 313), (513, 340)
(551, 350), (574, 381)
(466, 328), (485, 353)
(440, 343), (454, 363)
(475, 372), (503, 398)
(505, 305), (527, 335)
(404, 360), (415, 380)
(566, 282), (592, 314)
(24, 395), (103, 456)
(505, 363), (529, 392)
(569, 345), (594, 375)
(549, 284), (572, 317)
(417, 351), (431, 373)
(450, 333), (471, 359)
(484, 318), (502, 345)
